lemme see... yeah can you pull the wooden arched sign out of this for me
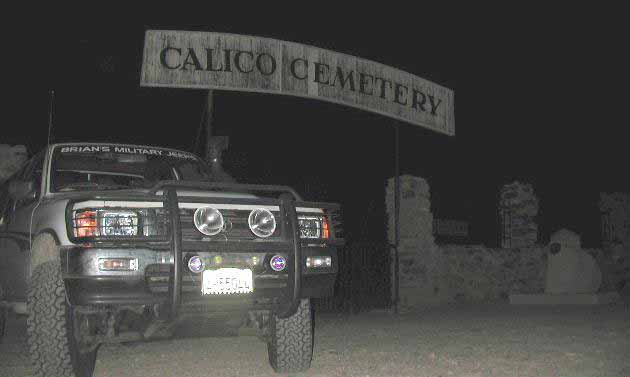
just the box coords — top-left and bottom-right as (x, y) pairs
(141, 30), (454, 136)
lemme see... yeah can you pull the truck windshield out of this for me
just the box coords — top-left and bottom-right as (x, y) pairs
(50, 145), (212, 192)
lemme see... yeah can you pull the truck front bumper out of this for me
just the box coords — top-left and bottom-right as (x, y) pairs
(61, 245), (338, 313)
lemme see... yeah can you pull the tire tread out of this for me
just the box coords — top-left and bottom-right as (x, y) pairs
(27, 234), (94, 377)
(267, 298), (313, 373)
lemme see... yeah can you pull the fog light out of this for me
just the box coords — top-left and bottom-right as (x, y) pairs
(194, 207), (224, 236)
(99, 258), (138, 271)
(188, 255), (204, 273)
(306, 256), (332, 268)
(270, 255), (287, 271)
(248, 208), (276, 238)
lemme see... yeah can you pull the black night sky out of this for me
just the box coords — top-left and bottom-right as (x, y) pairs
(4, 7), (627, 247)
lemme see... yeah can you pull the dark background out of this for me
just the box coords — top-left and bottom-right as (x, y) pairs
(3, 6), (627, 247)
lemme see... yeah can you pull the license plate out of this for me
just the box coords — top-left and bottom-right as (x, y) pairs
(202, 268), (253, 295)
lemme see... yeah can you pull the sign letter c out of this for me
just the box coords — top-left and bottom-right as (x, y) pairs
(160, 47), (182, 69)
(290, 58), (308, 80)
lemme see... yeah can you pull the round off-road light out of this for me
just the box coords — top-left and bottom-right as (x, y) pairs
(188, 255), (204, 273)
(194, 207), (224, 236)
(248, 208), (276, 238)
(270, 255), (287, 271)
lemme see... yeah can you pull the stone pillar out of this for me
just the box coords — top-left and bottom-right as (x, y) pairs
(499, 181), (539, 248)
(386, 175), (442, 308)
(599, 193), (630, 248)
(386, 175), (435, 249)
(598, 193), (630, 292)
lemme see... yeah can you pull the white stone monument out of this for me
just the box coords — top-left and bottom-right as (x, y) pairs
(545, 229), (601, 294)
(510, 229), (619, 305)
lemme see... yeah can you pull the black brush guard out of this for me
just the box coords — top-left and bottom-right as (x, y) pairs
(154, 181), (336, 319)
(65, 180), (341, 318)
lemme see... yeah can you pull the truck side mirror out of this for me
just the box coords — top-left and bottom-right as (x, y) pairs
(8, 180), (36, 201)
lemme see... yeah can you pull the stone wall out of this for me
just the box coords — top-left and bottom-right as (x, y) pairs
(396, 244), (630, 306)
(396, 245), (546, 306)
(386, 175), (545, 307)
(386, 175), (628, 309)
(592, 246), (630, 292)
(385, 176), (546, 306)
(386, 176), (630, 310)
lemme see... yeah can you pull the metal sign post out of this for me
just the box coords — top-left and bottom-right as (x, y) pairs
(203, 90), (235, 183)
(205, 90), (214, 163)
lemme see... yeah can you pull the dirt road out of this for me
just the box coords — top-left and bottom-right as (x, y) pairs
(1, 303), (628, 376)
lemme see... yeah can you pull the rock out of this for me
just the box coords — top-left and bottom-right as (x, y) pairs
(545, 229), (602, 294)
(0, 144), (28, 182)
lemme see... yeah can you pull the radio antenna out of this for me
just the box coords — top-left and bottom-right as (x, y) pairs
(47, 90), (55, 146)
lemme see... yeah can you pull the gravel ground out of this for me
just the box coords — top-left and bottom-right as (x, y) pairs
(1, 302), (629, 377)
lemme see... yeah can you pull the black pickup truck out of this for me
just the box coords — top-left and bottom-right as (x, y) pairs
(0, 142), (343, 376)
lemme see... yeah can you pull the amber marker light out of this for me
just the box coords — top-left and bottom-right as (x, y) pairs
(75, 210), (98, 237)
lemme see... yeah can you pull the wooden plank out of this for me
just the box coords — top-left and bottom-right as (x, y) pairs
(141, 30), (455, 136)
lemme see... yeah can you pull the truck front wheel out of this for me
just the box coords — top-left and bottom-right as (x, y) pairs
(267, 298), (314, 373)
(27, 235), (97, 377)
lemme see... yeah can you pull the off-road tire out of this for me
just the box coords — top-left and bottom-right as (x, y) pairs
(267, 298), (313, 373)
(27, 235), (97, 377)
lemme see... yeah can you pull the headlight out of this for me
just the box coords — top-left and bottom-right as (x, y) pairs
(72, 210), (139, 238)
(101, 211), (139, 236)
(248, 208), (276, 238)
(194, 207), (224, 236)
(298, 215), (330, 239)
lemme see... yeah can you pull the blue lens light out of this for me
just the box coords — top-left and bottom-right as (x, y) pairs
(188, 256), (204, 273)
(270, 255), (286, 271)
